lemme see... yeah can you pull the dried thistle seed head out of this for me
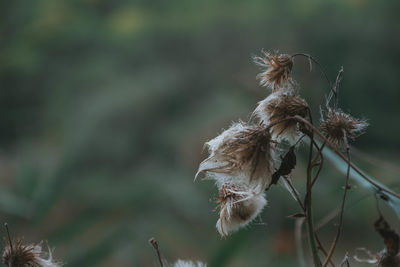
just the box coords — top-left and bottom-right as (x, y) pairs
(196, 122), (274, 191)
(173, 260), (207, 267)
(215, 183), (267, 237)
(2, 239), (61, 267)
(320, 108), (368, 146)
(253, 92), (309, 143)
(3, 238), (37, 267)
(254, 51), (294, 91)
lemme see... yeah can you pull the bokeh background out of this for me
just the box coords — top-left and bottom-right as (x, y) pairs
(1, 0), (400, 266)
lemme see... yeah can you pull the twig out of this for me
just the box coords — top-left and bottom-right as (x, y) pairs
(291, 53), (332, 89)
(339, 252), (350, 267)
(311, 141), (326, 187)
(322, 130), (351, 266)
(4, 223), (13, 253)
(315, 234), (336, 267)
(149, 237), (169, 267)
(327, 67), (344, 109)
(283, 176), (305, 212)
(295, 218), (307, 267)
(303, 112), (322, 267)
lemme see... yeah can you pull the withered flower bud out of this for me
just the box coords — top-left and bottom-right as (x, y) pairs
(253, 92), (309, 143)
(320, 108), (368, 147)
(3, 239), (60, 267)
(254, 52), (294, 91)
(195, 122), (274, 191)
(216, 183), (267, 237)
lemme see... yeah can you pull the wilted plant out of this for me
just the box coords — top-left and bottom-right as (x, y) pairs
(194, 51), (400, 266)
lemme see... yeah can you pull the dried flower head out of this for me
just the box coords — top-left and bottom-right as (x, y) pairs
(2, 239), (60, 267)
(320, 108), (368, 146)
(253, 92), (309, 143)
(254, 51), (293, 91)
(195, 122), (274, 191)
(173, 260), (207, 267)
(215, 182), (267, 237)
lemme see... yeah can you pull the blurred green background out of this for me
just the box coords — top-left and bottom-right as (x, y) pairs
(1, 0), (400, 266)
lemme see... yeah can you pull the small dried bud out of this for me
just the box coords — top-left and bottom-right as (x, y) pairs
(320, 108), (368, 146)
(253, 92), (309, 143)
(216, 183), (267, 237)
(3, 239), (60, 267)
(254, 52), (293, 91)
(173, 260), (207, 267)
(196, 122), (274, 191)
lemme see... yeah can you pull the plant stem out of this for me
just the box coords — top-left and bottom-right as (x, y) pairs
(292, 115), (400, 200)
(304, 112), (322, 267)
(149, 238), (169, 267)
(322, 131), (351, 266)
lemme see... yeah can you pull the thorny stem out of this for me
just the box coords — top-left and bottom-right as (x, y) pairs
(322, 130), (351, 267)
(149, 238), (168, 267)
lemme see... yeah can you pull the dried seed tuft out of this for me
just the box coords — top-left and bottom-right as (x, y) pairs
(253, 92), (309, 143)
(254, 52), (294, 91)
(215, 183), (267, 237)
(320, 108), (368, 147)
(196, 122), (274, 191)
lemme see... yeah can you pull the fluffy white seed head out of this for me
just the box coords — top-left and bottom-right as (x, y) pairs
(253, 52), (294, 92)
(216, 183), (267, 237)
(253, 92), (309, 144)
(195, 122), (274, 191)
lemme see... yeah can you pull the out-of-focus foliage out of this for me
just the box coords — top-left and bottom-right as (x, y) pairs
(0, 0), (399, 266)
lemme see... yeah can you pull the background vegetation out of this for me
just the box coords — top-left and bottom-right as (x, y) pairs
(1, 0), (399, 266)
